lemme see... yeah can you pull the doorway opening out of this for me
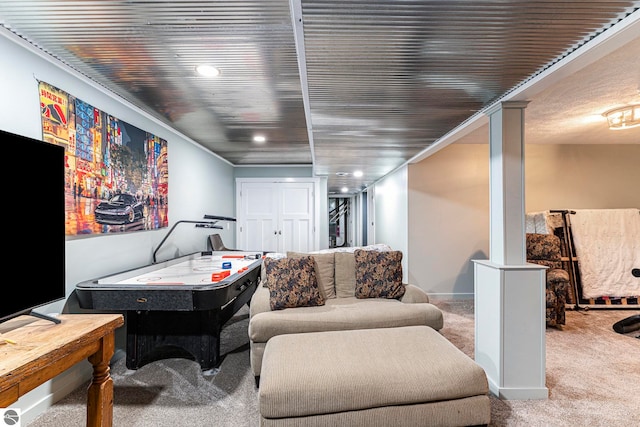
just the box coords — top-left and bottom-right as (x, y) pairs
(329, 197), (350, 248)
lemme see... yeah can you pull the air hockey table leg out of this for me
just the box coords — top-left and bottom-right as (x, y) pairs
(123, 278), (258, 370)
(125, 309), (222, 370)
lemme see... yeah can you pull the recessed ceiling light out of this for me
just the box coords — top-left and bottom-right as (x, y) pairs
(353, 170), (363, 177)
(341, 187), (348, 193)
(253, 135), (266, 143)
(336, 172), (349, 177)
(195, 64), (220, 77)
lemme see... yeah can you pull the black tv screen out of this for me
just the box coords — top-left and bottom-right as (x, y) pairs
(0, 129), (65, 322)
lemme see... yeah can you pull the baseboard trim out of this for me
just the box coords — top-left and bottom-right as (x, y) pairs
(488, 379), (549, 400)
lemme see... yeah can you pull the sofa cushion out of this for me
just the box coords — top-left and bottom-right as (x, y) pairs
(263, 256), (325, 310)
(354, 249), (406, 299)
(334, 252), (356, 298)
(287, 251), (336, 299)
(249, 297), (444, 342)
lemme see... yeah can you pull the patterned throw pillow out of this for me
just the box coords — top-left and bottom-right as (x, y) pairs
(287, 252), (336, 299)
(263, 256), (325, 310)
(260, 253), (287, 287)
(354, 249), (406, 299)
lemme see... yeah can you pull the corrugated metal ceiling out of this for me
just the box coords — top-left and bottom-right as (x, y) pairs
(0, 1), (638, 194)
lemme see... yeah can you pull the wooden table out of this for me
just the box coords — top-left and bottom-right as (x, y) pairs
(0, 314), (124, 426)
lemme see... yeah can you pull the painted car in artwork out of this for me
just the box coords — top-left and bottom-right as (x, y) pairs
(94, 193), (145, 225)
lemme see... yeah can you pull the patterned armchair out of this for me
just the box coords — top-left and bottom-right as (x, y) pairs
(526, 233), (571, 327)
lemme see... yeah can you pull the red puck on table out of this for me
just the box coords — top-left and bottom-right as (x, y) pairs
(211, 270), (231, 282)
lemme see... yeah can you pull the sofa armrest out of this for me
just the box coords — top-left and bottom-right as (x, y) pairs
(400, 284), (431, 304)
(250, 285), (272, 318)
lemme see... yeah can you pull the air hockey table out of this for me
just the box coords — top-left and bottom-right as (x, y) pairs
(75, 251), (262, 370)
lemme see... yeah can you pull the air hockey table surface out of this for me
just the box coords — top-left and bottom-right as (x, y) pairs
(105, 252), (260, 285)
(76, 251), (263, 311)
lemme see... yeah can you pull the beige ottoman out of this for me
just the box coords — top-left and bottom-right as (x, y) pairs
(258, 326), (491, 426)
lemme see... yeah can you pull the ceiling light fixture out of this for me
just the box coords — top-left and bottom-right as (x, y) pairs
(341, 187), (348, 193)
(353, 170), (363, 178)
(603, 104), (640, 130)
(195, 64), (220, 77)
(253, 135), (266, 143)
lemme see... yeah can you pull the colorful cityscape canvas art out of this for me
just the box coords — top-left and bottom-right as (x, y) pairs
(39, 81), (169, 235)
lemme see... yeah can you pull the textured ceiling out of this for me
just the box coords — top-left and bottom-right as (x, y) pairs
(0, 1), (638, 194)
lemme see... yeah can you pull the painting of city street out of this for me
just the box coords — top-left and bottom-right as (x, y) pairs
(39, 81), (169, 235)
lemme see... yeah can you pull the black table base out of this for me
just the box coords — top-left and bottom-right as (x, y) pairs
(125, 280), (256, 370)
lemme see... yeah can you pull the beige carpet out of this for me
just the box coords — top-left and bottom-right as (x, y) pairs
(436, 300), (640, 427)
(27, 301), (640, 426)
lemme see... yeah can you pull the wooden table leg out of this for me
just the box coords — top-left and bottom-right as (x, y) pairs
(86, 333), (116, 427)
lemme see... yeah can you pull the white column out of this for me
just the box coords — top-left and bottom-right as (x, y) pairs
(473, 101), (548, 400)
(488, 101), (528, 265)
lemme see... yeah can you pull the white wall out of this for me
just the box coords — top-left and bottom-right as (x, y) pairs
(234, 165), (313, 178)
(0, 29), (236, 423)
(407, 142), (640, 299)
(372, 166), (409, 281)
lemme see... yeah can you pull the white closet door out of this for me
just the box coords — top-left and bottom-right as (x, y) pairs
(238, 182), (279, 253)
(279, 182), (314, 253)
(237, 179), (316, 253)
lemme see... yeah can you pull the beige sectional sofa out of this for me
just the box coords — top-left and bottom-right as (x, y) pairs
(248, 245), (444, 377)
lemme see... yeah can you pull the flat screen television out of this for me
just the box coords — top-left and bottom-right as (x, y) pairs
(0, 129), (65, 323)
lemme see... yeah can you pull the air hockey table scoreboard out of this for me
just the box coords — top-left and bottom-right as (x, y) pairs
(76, 251), (263, 370)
